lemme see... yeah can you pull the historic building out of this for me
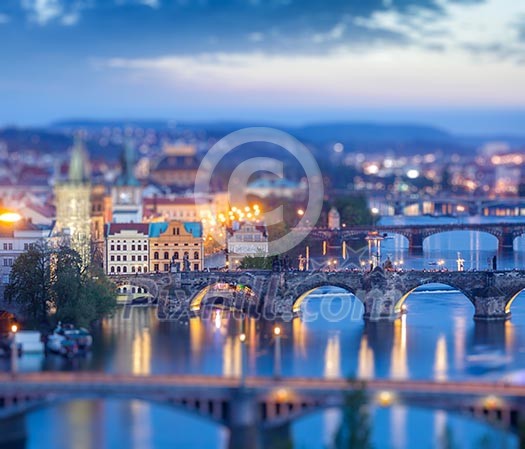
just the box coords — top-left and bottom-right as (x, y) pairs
(149, 221), (203, 272)
(328, 207), (341, 230)
(54, 139), (92, 266)
(111, 141), (143, 223)
(104, 223), (149, 275)
(0, 219), (51, 284)
(150, 144), (199, 189)
(226, 221), (268, 267)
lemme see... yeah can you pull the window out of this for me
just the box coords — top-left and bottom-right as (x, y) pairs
(8, 243), (12, 250)
(132, 266), (136, 273)
(2, 259), (7, 266)
(117, 245), (121, 251)
(144, 255), (147, 261)
(137, 255), (141, 261)
(194, 251), (199, 260)
(144, 266), (148, 273)
(173, 227), (180, 235)
(123, 266), (127, 273)
(123, 255), (127, 261)
(131, 255), (136, 261)
(137, 266), (142, 273)
(164, 252), (169, 260)
(116, 266), (121, 273)
(111, 244), (115, 251)
(174, 252), (179, 260)
(164, 263), (169, 272)
(3, 243), (7, 250)
(154, 263), (159, 272)
(137, 245), (141, 251)
(110, 266), (115, 273)
(154, 252), (159, 259)
(132, 245), (136, 251)
(123, 245), (127, 251)
(117, 255), (121, 261)
(24, 243), (29, 250)
(110, 255), (115, 261)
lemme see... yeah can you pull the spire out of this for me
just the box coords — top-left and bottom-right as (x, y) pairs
(68, 136), (90, 184)
(116, 140), (140, 186)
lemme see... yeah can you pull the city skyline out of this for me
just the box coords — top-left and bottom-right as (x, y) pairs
(0, 0), (524, 133)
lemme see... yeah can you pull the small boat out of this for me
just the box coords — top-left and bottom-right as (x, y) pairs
(466, 347), (511, 371)
(46, 322), (93, 357)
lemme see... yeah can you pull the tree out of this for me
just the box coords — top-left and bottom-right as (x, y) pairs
(5, 242), (50, 324)
(239, 255), (274, 270)
(333, 195), (374, 226)
(6, 244), (117, 328)
(334, 383), (373, 449)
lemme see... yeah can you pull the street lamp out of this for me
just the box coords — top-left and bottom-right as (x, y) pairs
(273, 325), (282, 380)
(10, 323), (18, 375)
(239, 333), (246, 386)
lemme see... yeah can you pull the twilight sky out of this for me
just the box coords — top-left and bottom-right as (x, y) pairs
(1, 0), (524, 133)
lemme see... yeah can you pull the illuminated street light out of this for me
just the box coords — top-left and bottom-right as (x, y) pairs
(0, 212), (22, 223)
(377, 391), (394, 407)
(10, 323), (18, 375)
(274, 325), (282, 379)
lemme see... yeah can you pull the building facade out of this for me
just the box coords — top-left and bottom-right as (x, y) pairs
(0, 220), (51, 284)
(105, 223), (149, 275)
(149, 221), (203, 272)
(226, 222), (268, 267)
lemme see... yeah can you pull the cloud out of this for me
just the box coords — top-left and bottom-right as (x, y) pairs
(0, 14), (9, 24)
(21, 0), (86, 26)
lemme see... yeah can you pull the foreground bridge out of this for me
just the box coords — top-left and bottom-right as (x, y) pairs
(308, 222), (525, 254)
(0, 373), (523, 449)
(113, 269), (525, 322)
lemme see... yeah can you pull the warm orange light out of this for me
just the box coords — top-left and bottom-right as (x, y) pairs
(239, 333), (246, 342)
(274, 326), (281, 336)
(0, 212), (22, 223)
(377, 391), (394, 407)
(11, 324), (18, 333)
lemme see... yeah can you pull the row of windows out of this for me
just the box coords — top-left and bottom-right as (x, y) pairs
(152, 251), (200, 260)
(110, 244), (147, 251)
(152, 243), (200, 246)
(152, 263), (200, 272)
(110, 254), (148, 262)
(117, 286), (147, 294)
(2, 258), (14, 267)
(111, 240), (148, 244)
(2, 243), (13, 250)
(110, 265), (148, 273)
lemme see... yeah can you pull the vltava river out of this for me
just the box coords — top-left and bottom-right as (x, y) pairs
(3, 226), (525, 449)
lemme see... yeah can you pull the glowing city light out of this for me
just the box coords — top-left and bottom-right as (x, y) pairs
(406, 169), (420, 179)
(0, 212), (22, 223)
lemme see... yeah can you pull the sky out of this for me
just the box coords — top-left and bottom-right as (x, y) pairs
(0, 0), (524, 134)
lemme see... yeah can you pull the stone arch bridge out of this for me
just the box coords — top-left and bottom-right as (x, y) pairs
(113, 269), (525, 322)
(308, 222), (525, 254)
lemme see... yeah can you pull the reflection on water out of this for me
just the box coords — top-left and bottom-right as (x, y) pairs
(12, 229), (525, 448)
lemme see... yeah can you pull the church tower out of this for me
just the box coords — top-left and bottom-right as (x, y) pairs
(54, 137), (92, 266)
(111, 140), (143, 223)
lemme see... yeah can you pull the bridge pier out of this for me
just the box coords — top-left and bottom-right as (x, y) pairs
(0, 414), (26, 449)
(227, 390), (261, 449)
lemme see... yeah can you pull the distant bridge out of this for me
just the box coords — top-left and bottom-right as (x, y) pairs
(112, 269), (525, 322)
(0, 373), (524, 449)
(308, 222), (525, 253)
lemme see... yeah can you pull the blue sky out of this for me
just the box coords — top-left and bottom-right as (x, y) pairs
(0, 0), (524, 133)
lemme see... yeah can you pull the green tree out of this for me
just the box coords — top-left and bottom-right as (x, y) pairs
(5, 242), (50, 324)
(334, 383), (373, 449)
(239, 255), (274, 270)
(333, 195), (374, 226)
(6, 244), (116, 328)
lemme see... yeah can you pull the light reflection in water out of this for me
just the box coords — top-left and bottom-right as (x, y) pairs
(434, 335), (448, 381)
(323, 334), (342, 448)
(454, 316), (466, 371)
(357, 335), (375, 380)
(390, 315), (408, 379)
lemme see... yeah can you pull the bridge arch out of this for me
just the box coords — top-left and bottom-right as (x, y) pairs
(423, 230), (499, 252)
(394, 282), (475, 315)
(504, 287), (525, 314)
(292, 282), (364, 315)
(189, 282), (259, 313)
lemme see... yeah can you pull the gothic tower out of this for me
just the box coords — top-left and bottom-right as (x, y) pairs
(54, 137), (92, 266)
(111, 140), (143, 223)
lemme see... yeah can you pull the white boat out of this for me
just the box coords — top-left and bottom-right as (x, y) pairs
(46, 323), (93, 357)
(15, 331), (44, 353)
